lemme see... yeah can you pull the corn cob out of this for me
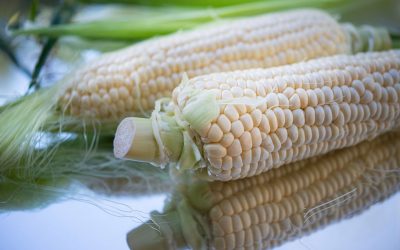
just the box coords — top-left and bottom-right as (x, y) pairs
(114, 50), (400, 181)
(59, 9), (391, 120)
(127, 132), (400, 250)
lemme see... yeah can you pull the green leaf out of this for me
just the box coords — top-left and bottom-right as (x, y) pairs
(13, 0), (347, 41)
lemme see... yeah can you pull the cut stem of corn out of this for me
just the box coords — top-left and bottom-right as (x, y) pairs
(113, 117), (160, 163)
(127, 131), (400, 250)
(114, 50), (400, 181)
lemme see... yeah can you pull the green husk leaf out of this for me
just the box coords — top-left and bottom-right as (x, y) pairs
(0, 82), (140, 180)
(159, 114), (184, 162)
(13, 0), (347, 40)
(177, 199), (208, 250)
(181, 92), (219, 133)
(0, 86), (61, 178)
(14, 19), (202, 40)
(175, 131), (203, 171)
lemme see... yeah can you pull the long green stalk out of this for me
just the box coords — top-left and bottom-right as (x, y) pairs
(79, 0), (264, 7)
(14, 20), (202, 40)
(13, 0), (347, 40)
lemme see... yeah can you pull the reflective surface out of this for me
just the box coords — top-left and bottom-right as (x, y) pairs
(0, 184), (399, 250)
(0, 190), (166, 250)
(1, 133), (400, 250)
(127, 132), (400, 249)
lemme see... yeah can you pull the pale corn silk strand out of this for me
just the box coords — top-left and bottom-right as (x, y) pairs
(0, 51), (109, 179)
(0, 90), (161, 180)
(128, 131), (400, 250)
(0, 177), (160, 225)
(150, 98), (171, 168)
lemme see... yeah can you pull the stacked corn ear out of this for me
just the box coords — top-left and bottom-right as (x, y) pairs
(59, 9), (391, 120)
(127, 131), (400, 250)
(114, 50), (400, 181)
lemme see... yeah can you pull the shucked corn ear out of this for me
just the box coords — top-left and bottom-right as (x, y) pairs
(127, 132), (400, 250)
(114, 50), (400, 181)
(59, 9), (391, 120)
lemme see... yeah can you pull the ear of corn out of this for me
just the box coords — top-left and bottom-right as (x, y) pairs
(115, 50), (400, 181)
(127, 131), (400, 250)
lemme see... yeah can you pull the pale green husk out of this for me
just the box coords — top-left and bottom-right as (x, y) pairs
(0, 85), (63, 179)
(0, 86), (153, 180)
(0, 79), (135, 180)
(151, 89), (241, 172)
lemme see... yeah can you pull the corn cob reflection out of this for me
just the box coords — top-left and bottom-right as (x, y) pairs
(127, 132), (400, 250)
